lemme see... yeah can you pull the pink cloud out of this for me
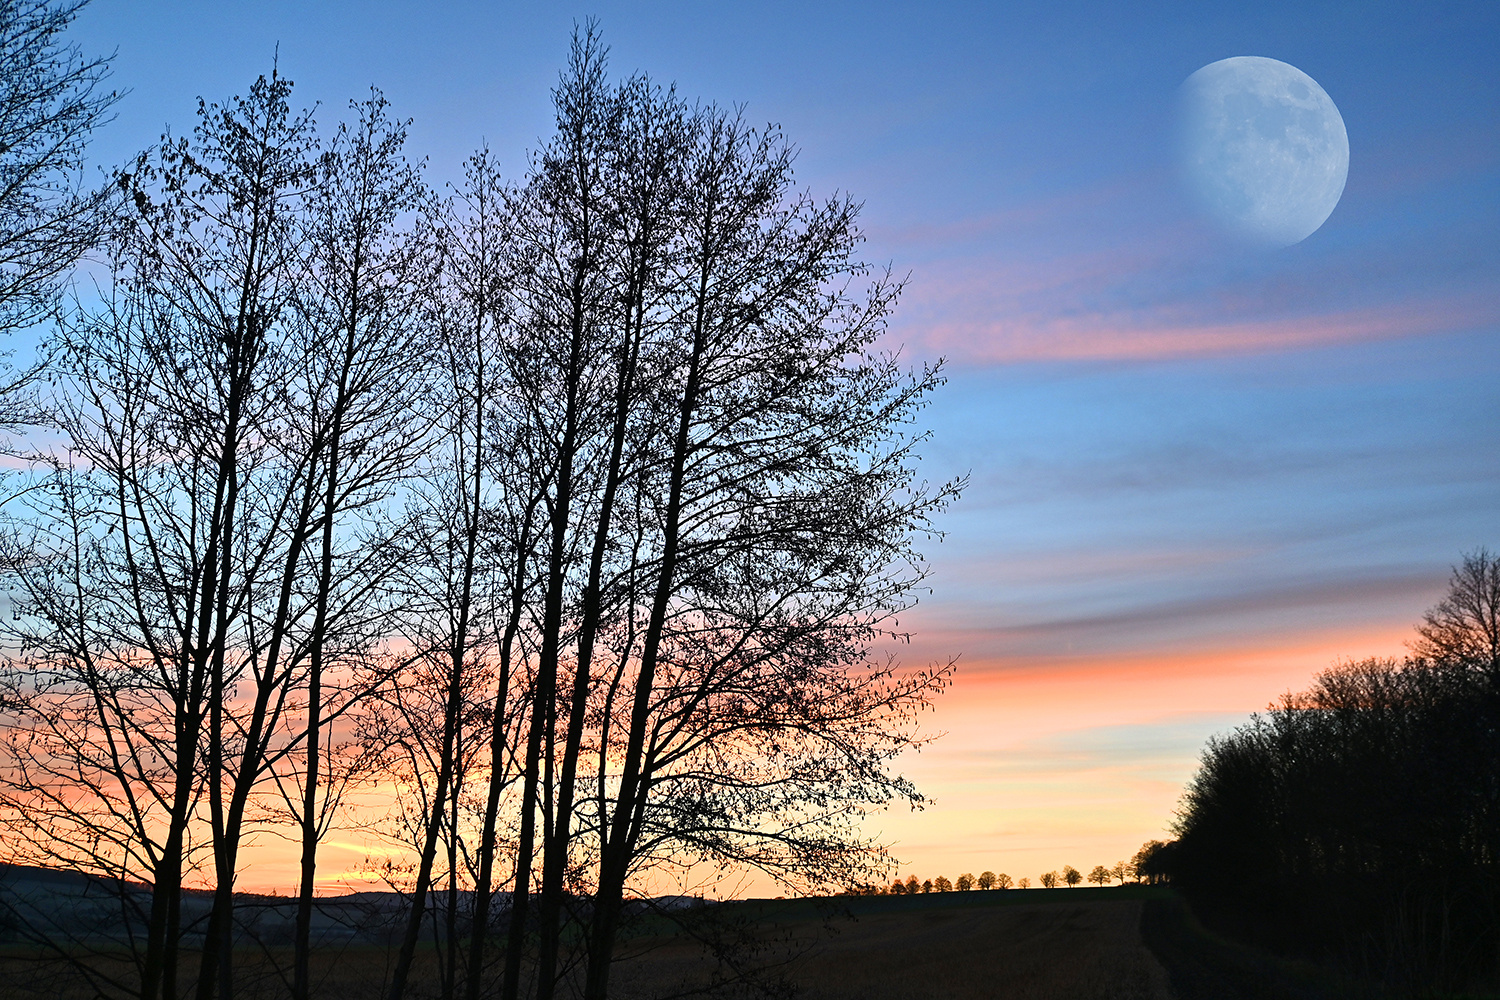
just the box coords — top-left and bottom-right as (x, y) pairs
(890, 289), (1499, 364)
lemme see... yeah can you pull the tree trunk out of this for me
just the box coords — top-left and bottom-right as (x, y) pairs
(584, 268), (711, 1000)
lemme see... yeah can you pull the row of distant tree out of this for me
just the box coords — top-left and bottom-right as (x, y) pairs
(0, 6), (961, 1000)
(1163, 551), (1500, 995)
(846, 841), (1173, 895)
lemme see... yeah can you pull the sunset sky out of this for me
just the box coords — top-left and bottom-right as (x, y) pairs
(66, 0), (1498, 892)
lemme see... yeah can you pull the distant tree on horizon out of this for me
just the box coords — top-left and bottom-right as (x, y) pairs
(1062, 865), (1082, 888)
(1088, 865), (1112, 886)
(1018, 877), (1030, 889)
(1040, 871), (1059, 889)
(977, 871), (996, 890)
(955, 873), (974, 891)
(933, 876), (953, 892)
(996, 873), (1013, 889)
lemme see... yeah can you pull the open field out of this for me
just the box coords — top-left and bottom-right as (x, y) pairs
(612, 888), (1396, 1000)
(612, 888), (1172, 1000)
(0, 885), (1414, 999)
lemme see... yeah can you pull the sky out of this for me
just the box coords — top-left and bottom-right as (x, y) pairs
(63, 0), (1499, 892)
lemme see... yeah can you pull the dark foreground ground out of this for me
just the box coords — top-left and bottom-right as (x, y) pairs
(612, 886), (1170, 1000)
(610, 886), (1397, 1000)
(0, 884), (1471, 998)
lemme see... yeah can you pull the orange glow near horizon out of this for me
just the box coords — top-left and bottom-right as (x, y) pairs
(852, 620), (1415, 893)
(214, 619), (1415, 898)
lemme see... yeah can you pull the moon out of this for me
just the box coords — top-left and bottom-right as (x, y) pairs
(1175, 56), (1349, 247)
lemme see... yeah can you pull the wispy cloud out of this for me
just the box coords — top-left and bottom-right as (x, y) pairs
(930, 568), (1441, 656)
(897, 286), (1499, 364)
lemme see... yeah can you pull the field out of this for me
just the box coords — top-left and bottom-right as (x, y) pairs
(612, 889), (1167, 1000)
(608, 887), (1383, 1000)
(0, 885), (1396, 999)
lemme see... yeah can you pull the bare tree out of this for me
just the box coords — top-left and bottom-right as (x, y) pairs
(1412, 548), (1500, 679)
(495, 30), (625, 1000)
(0, 68), (314, 1000)
(568, 85), (958, 1000)
(276, 90), (435, 1000)
(0, 0), (117, 342)
(381, 140), (550, 1000)
(432, 151), (556, 1000)
(1, 28), (964, 1000)
(1, 72), (433, 1000)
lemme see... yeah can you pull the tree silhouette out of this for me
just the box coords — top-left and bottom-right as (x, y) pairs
(0, 68), (333, 1000)
(0, 24), (965, 1000)
(1412, 548), (1500, 679)
(1170, 551), (1500, 990)
(0, 0), (118, 341)
(1040, 871), (1059, 889)
(1132, 841), (1173, 885)
(1088, 865), (1111, 886)
(1062, 865), (1082, 888)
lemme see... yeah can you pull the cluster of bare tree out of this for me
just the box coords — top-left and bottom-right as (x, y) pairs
(0, 0), (117, 426)
(1167, 550), (1500, 994)
(0, 13), (960, 1000)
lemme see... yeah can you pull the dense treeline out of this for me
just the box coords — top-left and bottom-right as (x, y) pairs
(0, 9), (961, 1000)
(1168, 550), (1500, 994)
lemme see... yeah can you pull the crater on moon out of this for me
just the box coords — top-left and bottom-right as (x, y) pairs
(1175, 56), (1349, 248)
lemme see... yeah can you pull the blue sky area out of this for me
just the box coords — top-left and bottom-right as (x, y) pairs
(62, 0), (1499, 885)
